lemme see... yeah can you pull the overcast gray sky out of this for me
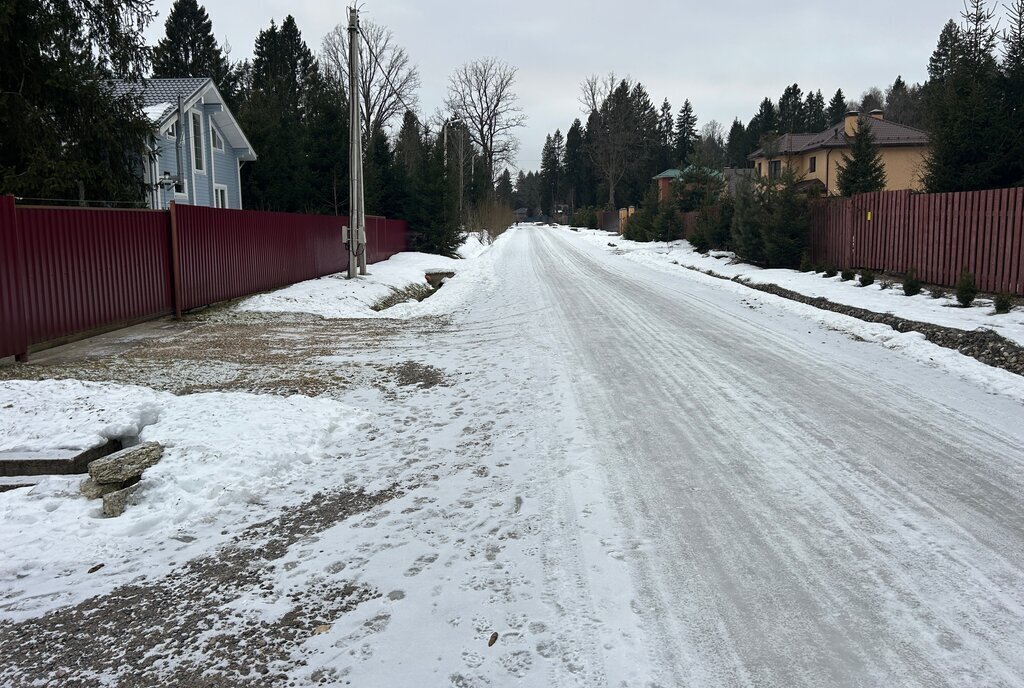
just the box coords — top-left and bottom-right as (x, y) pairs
(144, 0), (1008, 175)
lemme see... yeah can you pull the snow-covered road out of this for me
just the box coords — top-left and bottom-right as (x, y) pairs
(3, 225), (1024, 687)
(502, 226), (1024, 686)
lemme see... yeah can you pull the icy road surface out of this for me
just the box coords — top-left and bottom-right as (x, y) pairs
(505, 227), (1024, 686)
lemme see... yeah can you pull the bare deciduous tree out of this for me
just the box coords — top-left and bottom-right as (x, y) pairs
(581, 75), (635, 206)
(578, 72), (617, 114)
(445, 57), (526, 183)
(321, 19), (420, 140)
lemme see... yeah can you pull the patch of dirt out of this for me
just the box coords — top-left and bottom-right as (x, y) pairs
(0, 312), (449, 398)
(392, 361), (448, 389)
(0, 487), (401, 687)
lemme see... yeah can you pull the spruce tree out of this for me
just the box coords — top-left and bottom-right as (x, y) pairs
(656, 98), (675, 172)
(726, 118), (748, 167)
(753, 97), (779, 136)
(674, 100), (698, 165)
(884, 76), (912, 125)
(836, 118), (887, 196)
(305, 71), (349, 214)
(495, 169), (514, 206)
(929, 20), (964, 80)
(826, 89), (848, 125)
(803, 90), (827, 131)
(1003, 0), (1024, 184)
(152, 0), (233, 97)
(239, 16), (320, 211)
(408, 129), (460, 256)
(923, 1), (1005, 191)
(859, 88), (884, 113)
(777, 84), (805, 133)
(563, 118), (594, 209)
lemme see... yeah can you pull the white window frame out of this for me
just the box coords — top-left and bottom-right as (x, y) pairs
(213, 184), (229, 209)
(166, 122), (177, 139)
(191, 111), (205, 173)
(211, 125), (224, 152)
(174, 178), (188, 198)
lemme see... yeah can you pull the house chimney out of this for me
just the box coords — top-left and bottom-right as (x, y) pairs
(844, 111), (860, 137)
(869, 109), (884, 121)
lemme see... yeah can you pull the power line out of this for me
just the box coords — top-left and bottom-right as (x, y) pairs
(357, 17), (417, 119)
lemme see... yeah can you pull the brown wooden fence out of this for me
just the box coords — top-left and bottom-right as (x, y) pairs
(810, 188), (1023, 295)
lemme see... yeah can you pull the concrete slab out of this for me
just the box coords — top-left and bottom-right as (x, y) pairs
(0, 439), (121, 477)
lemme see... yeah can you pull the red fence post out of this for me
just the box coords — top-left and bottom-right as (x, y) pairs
(169, 201), (183, 319)
(0, 196), (30, 361)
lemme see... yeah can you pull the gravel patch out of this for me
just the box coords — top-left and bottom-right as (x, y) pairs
(0, 486), (401, 687)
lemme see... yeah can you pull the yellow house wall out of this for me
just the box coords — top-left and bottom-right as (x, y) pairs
(751, 145), (928, 195)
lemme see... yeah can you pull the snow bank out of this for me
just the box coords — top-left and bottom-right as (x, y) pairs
(573, 228), (1024, 347)
(456, 231), (490, 259)
(234, 229), (512, 319)
(0, 379), (364, 618)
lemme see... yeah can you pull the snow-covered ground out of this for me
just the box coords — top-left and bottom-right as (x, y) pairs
(233, 231), (496, 320)
(573, 228), (1024, 346)
(2, 225), (1024, 686)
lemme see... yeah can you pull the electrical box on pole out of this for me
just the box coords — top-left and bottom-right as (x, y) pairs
(346, 6), (367, 279)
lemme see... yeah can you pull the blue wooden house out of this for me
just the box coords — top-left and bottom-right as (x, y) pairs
(111, 77), (257, 210)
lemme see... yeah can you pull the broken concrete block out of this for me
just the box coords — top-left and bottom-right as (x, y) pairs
(102, 482), (141, 517)
(80, 477), (122, 500)
(88, 442), (163, 485)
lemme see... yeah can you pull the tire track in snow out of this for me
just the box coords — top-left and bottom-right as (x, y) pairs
(524, 227), (1024, 687)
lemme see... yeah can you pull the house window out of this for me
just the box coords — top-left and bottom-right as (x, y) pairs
(174, 178), (187, 196)
(214, 185), (228, 208)
(757, 162), (763, 176)
(211, 127), (224, 151)
(768, 160), (782, 180)
(166, 122), (176, 139)
(809, 156), (817, 173)
(192, 112), (204, 172)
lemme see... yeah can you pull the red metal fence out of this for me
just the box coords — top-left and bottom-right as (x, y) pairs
(1, 196), (409, 360)
(0, 196), (29, 361)
(810, 188), (1024, 295)
(174, 205), (346, 312)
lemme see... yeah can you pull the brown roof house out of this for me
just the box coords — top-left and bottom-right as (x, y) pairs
(748, 110), (929, 195)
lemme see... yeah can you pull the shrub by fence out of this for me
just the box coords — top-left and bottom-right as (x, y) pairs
(0, 196), (408, 360)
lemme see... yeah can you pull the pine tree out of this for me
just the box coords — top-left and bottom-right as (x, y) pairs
(836, 118), (887, 196)
(826, 89), (847, 125)
(152, 0), (234, 98)
(674, 99), (697, 165)
(777, 84), (805, 133)
(0, 0), (155, 204)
